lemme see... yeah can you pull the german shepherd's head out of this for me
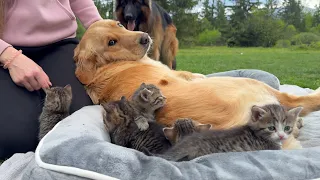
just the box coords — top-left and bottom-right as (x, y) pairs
(116, 0), (152, 31)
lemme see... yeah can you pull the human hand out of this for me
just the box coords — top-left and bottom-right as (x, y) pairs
(0, 47), (52, 91)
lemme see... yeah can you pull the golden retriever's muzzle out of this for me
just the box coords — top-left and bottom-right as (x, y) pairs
(140, 32), (152, 52)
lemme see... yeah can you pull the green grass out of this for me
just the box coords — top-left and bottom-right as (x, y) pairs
(176, 46), (320, 89)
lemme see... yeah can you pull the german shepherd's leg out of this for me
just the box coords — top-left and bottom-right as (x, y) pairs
(172, 58), (177, 70)
(161, 25), (179, 69)
(266, 85), (320, 116)
(149, 16), (164, 62)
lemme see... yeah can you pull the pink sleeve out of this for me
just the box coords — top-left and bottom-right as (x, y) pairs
(0, 39), (11, 55)
(70, 0), (103, 29)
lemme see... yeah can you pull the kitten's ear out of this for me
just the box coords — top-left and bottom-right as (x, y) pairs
(163, 127), (176, 142)
(251, 105), (267, 122)
(140, 83), (146, 88)
(140, 88), (151, 102)
(288, 106), (303, 118)
(64, 84), (72, 94)
(43, 87), (52, 95)
(120, 96), (126, 101)
(43, 88), (49, 94)
(197, 123), (212, 131)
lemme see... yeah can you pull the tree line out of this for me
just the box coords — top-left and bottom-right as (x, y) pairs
(77, 0), (320, 49)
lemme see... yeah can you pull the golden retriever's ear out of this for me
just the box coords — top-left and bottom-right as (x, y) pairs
(74, 44), (96, 85)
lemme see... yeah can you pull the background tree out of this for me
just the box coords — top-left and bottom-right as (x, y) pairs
(281, 0), (304, 31)
(75, 0), (320, 48)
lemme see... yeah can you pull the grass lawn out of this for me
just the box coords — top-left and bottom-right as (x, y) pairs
(176, 46), (320, 89)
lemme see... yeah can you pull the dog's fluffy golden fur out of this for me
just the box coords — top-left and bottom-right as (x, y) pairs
(74, 20), (320, 149)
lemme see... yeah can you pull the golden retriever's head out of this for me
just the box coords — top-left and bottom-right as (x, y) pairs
(74, 19), (152, 84)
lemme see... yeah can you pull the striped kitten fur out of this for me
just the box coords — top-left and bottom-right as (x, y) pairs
(38, 85), (72, 140)
(101, 83), (171, 154)
(149, 104), (303, 161)
(163, 118), (212, 145)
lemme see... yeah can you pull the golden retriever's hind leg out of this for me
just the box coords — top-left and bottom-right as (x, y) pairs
(267, 86), (320, 116)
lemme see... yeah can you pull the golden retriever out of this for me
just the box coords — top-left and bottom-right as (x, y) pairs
(74, 20), (320, 149)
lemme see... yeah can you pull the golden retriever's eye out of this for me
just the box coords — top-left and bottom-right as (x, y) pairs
(117, 22), (124, 28)
(108, 40), (117, 46)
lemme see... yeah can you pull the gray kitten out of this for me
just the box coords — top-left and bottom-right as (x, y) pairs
(130, 83), (167, 131)
(149, 104), (303, 161)
(38, 85), (72, 140)
(162, 118), (212, 145)
(102, 83), (170, 154)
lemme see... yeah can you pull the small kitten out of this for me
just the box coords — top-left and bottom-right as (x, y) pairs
(102, 83), (170, 154)
(163, 118), (212, 145)
(149, 104), (303, 161)
(38, 85), (72, 140)
(129, 83), (167, 131)
(142, 118), (212, 155)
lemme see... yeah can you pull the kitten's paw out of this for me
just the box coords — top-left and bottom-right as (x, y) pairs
(138, 122), (149, 131)
(135, 117), (149, 131)
(296, 117), (304, 129)
(100, 105), (108, 123)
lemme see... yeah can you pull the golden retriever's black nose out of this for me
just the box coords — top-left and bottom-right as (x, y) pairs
(140, 33), (149, 45)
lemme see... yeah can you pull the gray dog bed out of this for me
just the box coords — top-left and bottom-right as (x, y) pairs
(0, 84), (320, 180)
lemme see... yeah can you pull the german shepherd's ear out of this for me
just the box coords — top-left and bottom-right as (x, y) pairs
(143, 0), (152, 9)
(115, 0), (121, 8)
(74, 42), (97, 85)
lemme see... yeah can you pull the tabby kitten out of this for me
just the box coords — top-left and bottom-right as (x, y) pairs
(163, 118), (212, 145)
(130, 83), (167, 131)
(38, 85), (72, 140)
(149, 104), (303, 162)
(102, 83), (170, 154)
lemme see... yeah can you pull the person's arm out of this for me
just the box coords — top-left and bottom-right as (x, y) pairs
(0, 39), (12, 64)
(0, 39), (51, 91)
(70, 0), (103, 29)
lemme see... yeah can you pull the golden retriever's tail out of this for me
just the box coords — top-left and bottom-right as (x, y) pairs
(267, 86), (320, 116)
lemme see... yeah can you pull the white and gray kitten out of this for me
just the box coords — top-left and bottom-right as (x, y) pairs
(148, 104), (303, 161)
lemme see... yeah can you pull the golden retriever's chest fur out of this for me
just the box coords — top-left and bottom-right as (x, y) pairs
(87, 61), (279, 129)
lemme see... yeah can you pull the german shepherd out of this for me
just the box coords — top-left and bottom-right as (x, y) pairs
(115, 0), (178, 69)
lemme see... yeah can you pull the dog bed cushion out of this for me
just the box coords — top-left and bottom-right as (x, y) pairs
(1, 84), (320, 180)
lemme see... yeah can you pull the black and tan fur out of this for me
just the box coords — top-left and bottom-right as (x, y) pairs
(115, 0), (178, 69)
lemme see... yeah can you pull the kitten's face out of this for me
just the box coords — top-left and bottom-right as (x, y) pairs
(132, 83), (166, 111)
(102, 102), (124, 132)
(43, 85), (72, 111)
(251, 105), (303, 142)
(163, 118), (212, 144)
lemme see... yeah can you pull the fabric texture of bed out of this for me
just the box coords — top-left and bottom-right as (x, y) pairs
(0, 84), (319, 180)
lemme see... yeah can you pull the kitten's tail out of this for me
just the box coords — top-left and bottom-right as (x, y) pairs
(142, 147), (188, 162)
